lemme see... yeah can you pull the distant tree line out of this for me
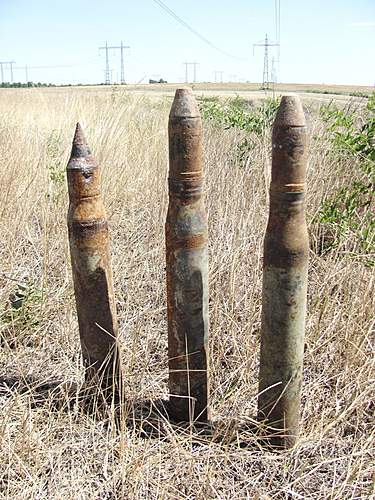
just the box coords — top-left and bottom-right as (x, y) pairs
(0, 82), (56, 88)
(1, 82), (132, 88)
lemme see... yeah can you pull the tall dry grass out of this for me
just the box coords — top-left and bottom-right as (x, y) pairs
(0, 87), (373, 499)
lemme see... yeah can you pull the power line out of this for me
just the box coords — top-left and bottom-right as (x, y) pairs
(11, 61), (100, 83)
(278, 0), (281, 79)
(150, 0), (246, 60)
(274, 0), (281, 81)
(14, 64), (81, 70)
(274, 0), (279, 43)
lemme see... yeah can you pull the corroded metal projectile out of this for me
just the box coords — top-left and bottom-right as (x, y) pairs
(67, 123), (121, 397)
(166, 88), (209, 422)
(258, 96), (309, 448)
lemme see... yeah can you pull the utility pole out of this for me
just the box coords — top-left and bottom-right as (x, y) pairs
(9, 62), (14, 83)
(0, 61), (16, 84)
(25, 65), (29, 83)
(214, 70), (224, 83)
(120, 41), (130, 84)
(270, 57), (277, 97)
(192, 62), (198, 83)
(253, 34), (279, 90)
(99, 42), (110, 84)
(183, 62), (189, 83)
(99, 42), (130, 85)
(182, 62), (198, 83)
(271, 57), (277, 84)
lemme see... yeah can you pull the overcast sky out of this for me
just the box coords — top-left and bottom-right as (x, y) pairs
(0, 0), (374, 86)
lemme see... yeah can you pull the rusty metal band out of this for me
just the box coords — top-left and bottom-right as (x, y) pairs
(270, 183), (306, 193)
(263, 247), (309, 268)
(170, 115), (201, 124)
(66, 159), (98, 171)
(270, 191), (305, 204)
(68, 193), (101, 201)
(168, 177), (203, 199)
(273, 124), (306, 131)
(168, 233), (207, 250)
(69, 218), (108, 235)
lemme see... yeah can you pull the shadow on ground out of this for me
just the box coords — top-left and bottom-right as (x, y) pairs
(0, 375), (266, 448)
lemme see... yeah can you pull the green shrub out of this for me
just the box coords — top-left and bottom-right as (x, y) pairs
(199, 95), (279, 135)
(316, 95), (374, 265)
(199, 95), (280, 166)
(1, 280), (43, 346)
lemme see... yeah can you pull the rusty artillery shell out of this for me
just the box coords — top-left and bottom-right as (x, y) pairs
(166, 88), (209, 422)
(67, 123), (121, 397)
(258, 96), (309, 448)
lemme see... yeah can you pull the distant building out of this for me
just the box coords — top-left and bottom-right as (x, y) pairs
(149, 78), (167, 84)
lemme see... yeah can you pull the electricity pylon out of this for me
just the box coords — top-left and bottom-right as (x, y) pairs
(99, 42), (130, 84)
(253, 34), (279, 89)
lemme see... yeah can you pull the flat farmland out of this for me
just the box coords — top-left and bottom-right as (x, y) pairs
(1, 81), (373, 103)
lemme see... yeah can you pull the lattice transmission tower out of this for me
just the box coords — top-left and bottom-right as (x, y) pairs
(253, 34), (279, 89)
(99, 41), (130, 84)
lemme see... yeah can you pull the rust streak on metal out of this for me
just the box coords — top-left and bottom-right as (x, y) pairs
(270, 183), (306, 193)
(66, 123), (122, 400)
(258, 95), (309, 449)
(166, 88), (209, 423)
(170, 234), (207, 250)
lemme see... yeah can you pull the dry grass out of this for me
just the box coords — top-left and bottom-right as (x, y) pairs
(0, 88), (374, 499)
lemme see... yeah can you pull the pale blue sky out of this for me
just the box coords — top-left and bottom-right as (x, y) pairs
(0, 0), (374, 85)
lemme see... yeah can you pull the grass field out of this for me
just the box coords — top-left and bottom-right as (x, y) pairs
(0, 86), (374, 498)
(127, 82), (375, 98)
(1, 81), (374, 100)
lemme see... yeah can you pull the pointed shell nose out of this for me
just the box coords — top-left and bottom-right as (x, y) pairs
(273, 95), (306, 128)
(67, 124), (100, 200)
(169, 88), (200, 119)
(70, 123), (92, 159)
